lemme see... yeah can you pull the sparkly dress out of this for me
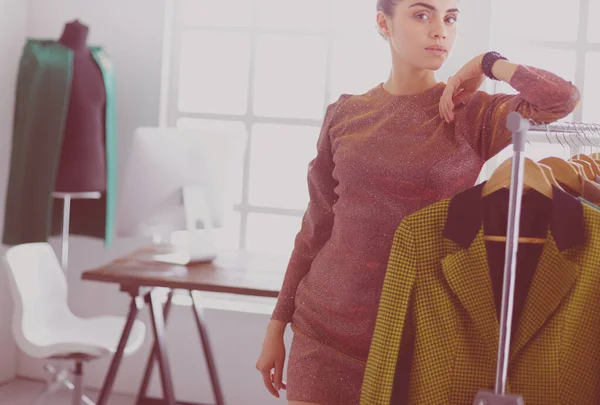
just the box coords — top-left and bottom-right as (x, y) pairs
(270, 65), (580, 405)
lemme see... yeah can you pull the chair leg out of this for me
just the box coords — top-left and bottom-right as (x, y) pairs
(63, 361), (95, 405)
(32, 363), (69, 405)
(32, 381), (63, 405)
(33, 361), (96, 405)
(62, 379), (95, 405)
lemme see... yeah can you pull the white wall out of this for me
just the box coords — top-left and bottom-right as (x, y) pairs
(0, 0), (28, 384)
(1, 0), (492, 403)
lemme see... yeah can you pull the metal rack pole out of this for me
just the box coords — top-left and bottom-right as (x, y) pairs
(473, 112), (529, 405)
(529, 121), (600, 134)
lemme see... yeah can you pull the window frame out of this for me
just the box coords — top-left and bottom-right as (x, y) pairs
(160, 0), (362, 253)
(488, 0), (593, 123)
(162, 0), (598, 252)
(479, 0), (595, 181)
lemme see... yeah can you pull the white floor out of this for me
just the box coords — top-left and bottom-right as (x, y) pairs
(0, 378), (133, 405)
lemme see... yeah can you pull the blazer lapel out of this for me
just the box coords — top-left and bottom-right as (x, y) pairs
(510, 229), (581, 361)
(442, 226), (499, 362)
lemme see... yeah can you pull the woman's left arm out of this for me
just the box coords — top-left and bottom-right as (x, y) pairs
(488, 58), (518, 83)
(441, 54), (581, 161)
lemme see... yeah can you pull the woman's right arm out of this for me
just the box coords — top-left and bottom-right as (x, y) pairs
(270, 94), (349, 324)
(256, 95), (348, 397)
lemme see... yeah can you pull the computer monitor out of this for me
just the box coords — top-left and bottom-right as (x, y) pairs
(115, 127), (246, 262)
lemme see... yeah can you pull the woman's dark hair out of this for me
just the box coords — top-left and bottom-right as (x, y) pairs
(376, 0), (402, 16)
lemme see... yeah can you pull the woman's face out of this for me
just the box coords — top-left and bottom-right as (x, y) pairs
(377, 0), (459, 71)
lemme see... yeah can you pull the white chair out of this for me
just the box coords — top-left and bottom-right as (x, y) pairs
(3, 242), (146, 405)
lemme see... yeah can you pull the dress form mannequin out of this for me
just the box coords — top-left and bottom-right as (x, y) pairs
(55, 19), (107, 192)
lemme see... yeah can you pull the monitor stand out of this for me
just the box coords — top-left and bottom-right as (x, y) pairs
(151, 186), (218, 265)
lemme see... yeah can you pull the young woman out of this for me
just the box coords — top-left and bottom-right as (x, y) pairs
(256, 0), (580, 404)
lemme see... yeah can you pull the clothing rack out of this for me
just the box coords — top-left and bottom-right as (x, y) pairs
(525, 121), (600, 151)
(529, 121), (600, 134)
(473, 112), (534, 405)
(472, 116), (600, 404)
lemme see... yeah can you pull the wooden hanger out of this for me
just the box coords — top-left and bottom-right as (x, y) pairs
(482, 157), (550, 244)
(538, 156), (582, 195)
(571, 154), (600, 177)
(571, 162), (586, 178)
(571, 159), (595, 180)
(482, 157), (553, 198)
(539, 163), (564, 191)
(588, 152), (600, 167)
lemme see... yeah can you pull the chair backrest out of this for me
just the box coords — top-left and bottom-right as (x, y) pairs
(3, 243), (74, 355)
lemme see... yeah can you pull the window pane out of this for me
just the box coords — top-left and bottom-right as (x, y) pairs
(182, 0), (252, 27)
(589, 0), (600, 42)
(215, 210), (241, 250)
(246, 213), (302, 255)
(491, 0), (580, 42)
(330, 34), (391, 101)
(253, 34), (327, 119)
(525, 143), (570, 163)
(256, 0), (328, 33)
(249, 123), (319, 209)
(176, 118), (247, 134)
(178, 31), (251, 115)
(331, 0), (377, 32)
(176, 118), (247, 205)
(171, 210), (241, 250)
(584, 52), (600, 124)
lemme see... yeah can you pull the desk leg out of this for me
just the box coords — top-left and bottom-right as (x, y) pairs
(135, 290), (174, 404)
(190, 291), (225, 405)
(147, 289), (177, 405)
(96, 293), (143, 405)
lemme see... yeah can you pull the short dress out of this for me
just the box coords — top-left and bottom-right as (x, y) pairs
(271, 65), (580, 405)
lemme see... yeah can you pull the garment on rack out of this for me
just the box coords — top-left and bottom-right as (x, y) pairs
(581, 178), (600, 204)
(580, 197), (600, 210)
(561, 174), (600, 204)
(361, 182), (600, 405)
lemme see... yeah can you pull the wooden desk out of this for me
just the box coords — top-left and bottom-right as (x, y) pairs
(82, 247), (285, 405)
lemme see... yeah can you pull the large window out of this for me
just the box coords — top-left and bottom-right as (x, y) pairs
(164, 0), (599, 257)
(480, 0), (598, 175)
(489, 0), (598, 124)
(163, 0), (390, 256)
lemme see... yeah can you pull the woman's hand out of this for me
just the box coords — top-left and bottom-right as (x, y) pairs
(439, 54), (486, 123)
(256, 320), (287, 398)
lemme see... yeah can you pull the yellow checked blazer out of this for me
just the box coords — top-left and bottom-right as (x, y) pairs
(360, 197), (600, 404)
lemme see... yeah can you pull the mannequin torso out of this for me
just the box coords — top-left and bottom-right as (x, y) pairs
(55, 20), (107, 192)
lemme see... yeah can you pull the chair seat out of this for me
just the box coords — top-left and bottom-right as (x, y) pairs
(21, 315), (146, 360)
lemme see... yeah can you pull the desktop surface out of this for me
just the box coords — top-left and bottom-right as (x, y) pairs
(81, 246), (285, 297)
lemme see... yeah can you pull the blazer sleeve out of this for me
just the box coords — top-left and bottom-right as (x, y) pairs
(360, 219), (418, 405)
(455, 64), (581, 161)
(270, 94), (349, 323)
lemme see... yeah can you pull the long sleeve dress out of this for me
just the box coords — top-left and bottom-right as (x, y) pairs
(270, 64), (580, 405)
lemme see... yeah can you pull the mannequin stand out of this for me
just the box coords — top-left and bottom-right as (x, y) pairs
(52, 191), (102, 271)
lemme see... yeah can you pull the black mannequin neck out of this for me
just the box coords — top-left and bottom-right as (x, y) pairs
(59, 20), (89, 51)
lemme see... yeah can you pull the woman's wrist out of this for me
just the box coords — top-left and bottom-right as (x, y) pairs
(481, 51), (508, 80)
(268, 319), (287, 335)
(490, 59), (518, 84)
(478, 51), (519, 84)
